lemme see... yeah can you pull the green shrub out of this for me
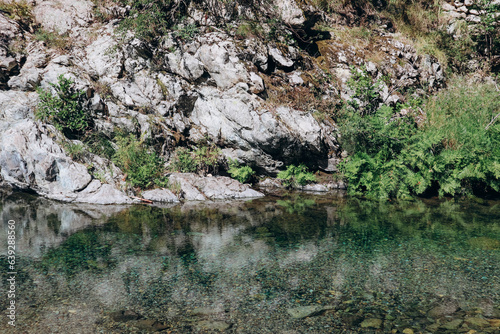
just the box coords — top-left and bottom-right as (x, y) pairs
(116, 0), (187, 42)
(277, 164), (316, 188)
(34, 29), (71, 51)
(173, 23), (198, 41)
(171, 147), (197, 173)
(36, 74), (91, 137)
(170, 145), (223, 176)
(227, 159), (255, 183)
(113, 134), (168, 189)
(339, 78), (500, 199)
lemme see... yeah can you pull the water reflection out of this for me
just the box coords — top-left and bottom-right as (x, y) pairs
(0, 194), (499, 333)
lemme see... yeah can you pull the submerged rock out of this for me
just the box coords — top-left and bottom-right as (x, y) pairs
(286, 305), (334, 319)
(360, 318), (383, 329)
(194, 320), (231, 331)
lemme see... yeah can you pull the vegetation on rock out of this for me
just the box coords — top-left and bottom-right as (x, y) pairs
(36, 75), (91, 137)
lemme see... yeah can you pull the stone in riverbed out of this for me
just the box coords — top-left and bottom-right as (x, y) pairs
(427, 300), (459, 317)
(194, 320), (231, 331)
(360, 318), (383, 329)
(464, 317), (491, 328)
(286, 305), (333, 319)
(440, 319), (463, 330)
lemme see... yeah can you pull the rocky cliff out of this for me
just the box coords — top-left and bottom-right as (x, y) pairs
(0, 0), (491, 203)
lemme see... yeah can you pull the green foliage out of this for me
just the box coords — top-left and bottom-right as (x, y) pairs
(34, 29), (71, 51)
(170, 145), (223, 176)
(173, 23), (199, 41)
(36, 75), (90, 137)
(346, 65), (382, 116)
(171, 147), (197, 173)
(277, 164), (316, 188)
(227, 159), (255, 183)
(113, 134), (168, 188)
(339, 78), (500, 199)
(0, 0), (35, 31)
(116, 0), (187, 42)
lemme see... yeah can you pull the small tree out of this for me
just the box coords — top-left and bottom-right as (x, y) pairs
(37, 75), (91, 137)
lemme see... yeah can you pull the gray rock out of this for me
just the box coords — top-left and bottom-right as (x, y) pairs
(33, 0), (93, 34)
(167, 50), (204, 81)
(141, 188), (180, 203)
(195, 33), (253, 90)
(440, 319), (463, 330)
(0, 91), (37, 120)
(75, 181), (133, 204)
(287, 305), (333, 319)
(194, 320), (230, 331)
(275, 0), (305, 26)
(269, 46), (294, 68)
(168, 173), (264, 201)
(360, 318), (383, 329)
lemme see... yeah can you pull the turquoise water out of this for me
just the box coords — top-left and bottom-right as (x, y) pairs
(1, 193), (499, 333)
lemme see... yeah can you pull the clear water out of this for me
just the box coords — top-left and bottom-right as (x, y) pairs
(1, 193), (499, 333)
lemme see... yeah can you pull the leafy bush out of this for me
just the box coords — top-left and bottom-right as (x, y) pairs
(171, 147), (197, 173)
(113, 134), (168, 188)
(116, 0), (187, 42)
(173, 23), (199, 41)
(37, 75), (91, 137)
(227, 159), (255, 183)
(170, 145), (223, 176)
(34, 29), (71, 51)
(339, 78), (500, 199)
(277, 164), (316, 188)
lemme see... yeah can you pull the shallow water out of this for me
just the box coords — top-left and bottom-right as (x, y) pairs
(1, 193), (499, 333)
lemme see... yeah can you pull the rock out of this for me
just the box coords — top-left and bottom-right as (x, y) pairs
(8, 66), (41, 91)
(360, 318), (383, 329)
(287, 305), (333, 319)
(189, 86), (336, 173)
(141, 188), (180, 203)
(402, 329), (414, 334)
(302, 184), (329, 192)
(167, 50), (204, 82)
(441, 319), (463, 330)
(75, 181), (133, 204)
(257, 178), (283, 188)
(168, 173), (264, 201)
(275, 0), (305, 26)
(0, 91), (36, 120)
(33, 0), (93, 34)
(442, 2), (456, 10)
(269, 46), (294, 68)
(110, 310), (140, 322)
(190, 307), (222, 317)
(428, 301), (459, 318)
(84, 28), (124, 81)
(194, 320), (230, 331)
(0, 120), (131, 204)
(465, 317), (491, 328)
(196, 34), (250, 90)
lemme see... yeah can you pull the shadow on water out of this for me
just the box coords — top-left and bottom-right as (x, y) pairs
(0, 193), (499, 333)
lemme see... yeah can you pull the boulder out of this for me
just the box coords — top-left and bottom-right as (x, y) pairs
(141, 188), (180, 203)
(168, 173), (264, 201)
